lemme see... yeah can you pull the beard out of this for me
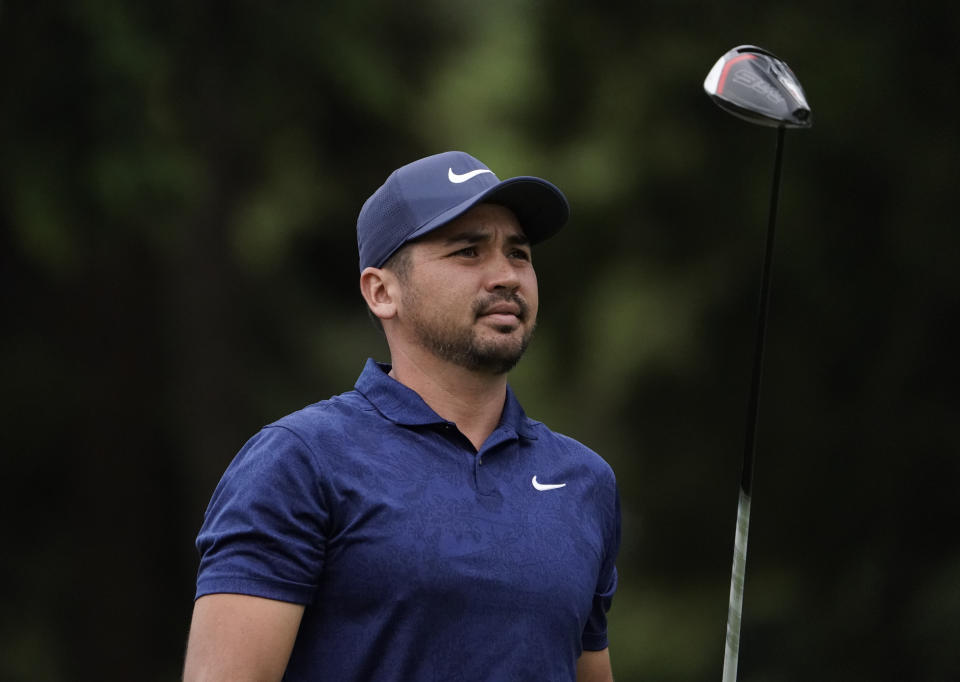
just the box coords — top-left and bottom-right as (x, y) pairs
(406, 290), (535, 375)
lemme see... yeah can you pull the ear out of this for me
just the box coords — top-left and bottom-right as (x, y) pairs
(359, 267), (398, 321)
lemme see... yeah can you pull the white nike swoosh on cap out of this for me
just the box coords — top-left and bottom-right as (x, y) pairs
(531, 475), (566, 491)
(448, 167), (493, 183)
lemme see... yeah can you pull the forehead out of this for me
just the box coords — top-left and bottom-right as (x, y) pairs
(421, 203), (527, 243)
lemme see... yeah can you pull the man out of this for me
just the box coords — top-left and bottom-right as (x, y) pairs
(183, 151), (621, 681)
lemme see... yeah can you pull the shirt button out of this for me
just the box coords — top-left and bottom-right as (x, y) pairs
(478, 458), (483, 466)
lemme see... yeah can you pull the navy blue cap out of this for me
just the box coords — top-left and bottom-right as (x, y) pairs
(357, 151), (570, 271)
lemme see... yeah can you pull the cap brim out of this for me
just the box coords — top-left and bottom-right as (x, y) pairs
(405, 176), (570, 245)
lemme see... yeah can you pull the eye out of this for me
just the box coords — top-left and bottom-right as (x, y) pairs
(451, 246), (478, 258)
(510, 248), (531, 261)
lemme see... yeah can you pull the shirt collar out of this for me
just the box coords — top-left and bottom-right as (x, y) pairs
(354, 358), (538, 440)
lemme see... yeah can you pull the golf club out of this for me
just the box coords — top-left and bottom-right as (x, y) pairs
(703, 44), (812, 682)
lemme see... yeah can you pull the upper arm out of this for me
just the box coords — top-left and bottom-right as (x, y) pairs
(577, 647), (614, 682)
(183, 593), (305, 682)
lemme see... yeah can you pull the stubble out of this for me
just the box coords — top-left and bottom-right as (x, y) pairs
(406, 289), (535, 375)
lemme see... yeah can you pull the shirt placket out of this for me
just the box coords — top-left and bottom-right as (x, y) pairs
(474, 427), (518, 496)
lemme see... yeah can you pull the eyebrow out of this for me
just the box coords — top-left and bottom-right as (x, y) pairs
(442, 230), (530, 246)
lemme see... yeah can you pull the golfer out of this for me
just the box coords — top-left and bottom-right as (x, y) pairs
(183, 151), (621, 681)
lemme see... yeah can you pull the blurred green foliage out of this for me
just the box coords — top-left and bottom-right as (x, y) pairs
(2, 2), (958, 680)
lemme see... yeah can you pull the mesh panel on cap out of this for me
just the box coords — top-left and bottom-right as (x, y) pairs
(359, 173), (415, 269)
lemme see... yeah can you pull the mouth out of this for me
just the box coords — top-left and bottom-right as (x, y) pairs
(476, 298), (527, 325)
(481, 302), (521, 317)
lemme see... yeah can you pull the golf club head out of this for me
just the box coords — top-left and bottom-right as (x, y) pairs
(704, 45), (812, 128)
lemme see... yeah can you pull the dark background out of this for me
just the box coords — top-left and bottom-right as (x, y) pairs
(2, 2), (958, 680)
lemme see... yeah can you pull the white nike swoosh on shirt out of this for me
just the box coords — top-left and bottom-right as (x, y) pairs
(448, 168), (493, 183)
(531, 475), (566, 491)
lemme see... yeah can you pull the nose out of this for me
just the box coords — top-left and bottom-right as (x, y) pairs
(484, 251), (522, 292)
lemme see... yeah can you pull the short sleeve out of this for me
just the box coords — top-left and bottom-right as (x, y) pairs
(195, 425), (329, 604)
(581, 485), (621, 651)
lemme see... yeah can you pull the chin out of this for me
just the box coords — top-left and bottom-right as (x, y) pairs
(470, 337), (530, 374)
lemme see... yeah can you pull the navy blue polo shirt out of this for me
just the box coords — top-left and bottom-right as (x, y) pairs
(196, 359), (620, 681)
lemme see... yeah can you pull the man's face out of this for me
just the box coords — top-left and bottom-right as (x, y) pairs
(395, 203), (539, 375)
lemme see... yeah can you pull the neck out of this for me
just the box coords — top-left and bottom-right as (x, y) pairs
(387, 344), (508, 451)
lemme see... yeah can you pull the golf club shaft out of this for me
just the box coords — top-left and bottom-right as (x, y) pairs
(721, 125), (786, 682)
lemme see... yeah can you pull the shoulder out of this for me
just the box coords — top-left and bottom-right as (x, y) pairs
(267, 389), (373, 438)
(203, 390), (378, 525)
(223, 389), (375, 478)
(524, 419), (616, 485)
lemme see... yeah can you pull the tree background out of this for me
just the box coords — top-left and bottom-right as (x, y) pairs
(2, 2), (958, 680)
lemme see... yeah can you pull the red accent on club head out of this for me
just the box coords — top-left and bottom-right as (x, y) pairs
(716, 53), (757, 96)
